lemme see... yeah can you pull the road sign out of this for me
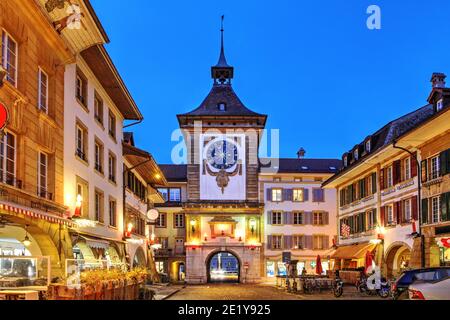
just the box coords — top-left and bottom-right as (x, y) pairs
(0, 101), (9, 131)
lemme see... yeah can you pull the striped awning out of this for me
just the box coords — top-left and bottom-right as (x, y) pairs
(0, 201), (74, 227)
(331, 243), (376, 260)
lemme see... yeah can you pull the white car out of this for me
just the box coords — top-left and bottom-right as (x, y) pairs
(409, 277), (450, 300)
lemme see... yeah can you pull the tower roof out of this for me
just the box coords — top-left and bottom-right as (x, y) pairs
(177, 16), (267, 127)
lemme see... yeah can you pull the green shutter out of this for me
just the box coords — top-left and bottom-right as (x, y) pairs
(440, 150), (448, 176)
(441, 193), (449, 222)
(372, 173), (377, 194)
(422, 198), (429, 224)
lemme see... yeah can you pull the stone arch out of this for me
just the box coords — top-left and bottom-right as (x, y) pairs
(0, 213), (73, 279)
(132, 246), (147, 268)
(385, 242), (411, 278)
(205, 249), (242, 283)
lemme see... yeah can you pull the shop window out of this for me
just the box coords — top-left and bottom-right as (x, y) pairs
(277, 262), (287, 276)
(266, 261), (275, 277)
(296, 262), (306, 275)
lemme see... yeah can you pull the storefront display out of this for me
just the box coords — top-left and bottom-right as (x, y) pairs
(266, 261), (275, 277)
(0, 256), (50, 288)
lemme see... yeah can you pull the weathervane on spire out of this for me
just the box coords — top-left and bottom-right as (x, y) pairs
(212, 15), (234, 84)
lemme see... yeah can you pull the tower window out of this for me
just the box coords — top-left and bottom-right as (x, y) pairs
(218, 103), (226, 111)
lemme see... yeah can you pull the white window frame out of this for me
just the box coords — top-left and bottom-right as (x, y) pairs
(271, 211), (282, 225)
(293, 188), (304, 202)
(76, 125), (85, 160)
(293, 235), (303, 250)
(404, 157), (411, 180)
(431, 196), (440, 224)
(272, 188), (282, 202)
(37, 152), (48, 197)
(1, 30), (18, 87)
(0, 132), (16, 185)
(387, 205), (394, 225)
(366, 140), (371, 153)
(430, 156), (440, 180)
(404, 198), (412, 222)
(108, 152), (116, 182)
(156, 213), (167, 228)
(387, 166), (393, 187)
(272, 235), (282, 250)
(437, 99), (444, 111)
(175, 213), (184, 228)
(38, 68), (49, 113)
(313, 212), (324, 225)
(293, 212), (303, 225)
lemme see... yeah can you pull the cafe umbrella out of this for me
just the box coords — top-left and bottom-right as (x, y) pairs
(316, 255), (323, 275)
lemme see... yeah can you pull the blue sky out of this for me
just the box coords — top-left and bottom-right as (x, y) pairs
(92, 0), (450, 164)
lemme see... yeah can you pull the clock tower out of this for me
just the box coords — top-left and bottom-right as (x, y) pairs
(176, 19), (267, 283)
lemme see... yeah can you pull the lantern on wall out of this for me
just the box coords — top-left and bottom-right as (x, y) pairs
(124, 222), (133, 239)
(249, 218), (257, 235)
(73, 194), (83, 218)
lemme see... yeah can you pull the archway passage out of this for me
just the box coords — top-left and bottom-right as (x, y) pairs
(207, 251), (240, 283)
(386, 244), (411, 278)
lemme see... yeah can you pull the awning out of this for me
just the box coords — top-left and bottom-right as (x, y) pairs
(80, 235), (110, 250)
(331, 243), (376, 260)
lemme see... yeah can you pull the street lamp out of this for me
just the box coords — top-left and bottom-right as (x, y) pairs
(249, 218), (257, 235)
(190, 219), (196, 233)
(393, 140), (425, 268)
(22, 225), (31, 247)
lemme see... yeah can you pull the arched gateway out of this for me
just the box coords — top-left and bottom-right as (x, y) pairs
(207, 251), (241, 283)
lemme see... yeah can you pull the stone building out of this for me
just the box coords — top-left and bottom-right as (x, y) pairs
(0, 0), (74, 279)
(323, 73), (450, 277)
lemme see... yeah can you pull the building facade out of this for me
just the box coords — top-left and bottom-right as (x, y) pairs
(323, 73), (450, 277)
(0, 0), (74, 279)
(260, 158), (340, 279)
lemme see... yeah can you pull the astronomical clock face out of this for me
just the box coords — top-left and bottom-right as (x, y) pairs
(206, 139), (238, 170)
(200, 134), (246, 200)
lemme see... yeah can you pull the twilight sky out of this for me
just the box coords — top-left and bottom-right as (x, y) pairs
(91, 0), (450, 164)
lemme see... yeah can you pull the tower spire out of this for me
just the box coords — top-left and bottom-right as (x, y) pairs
(212, 15), (234, 84)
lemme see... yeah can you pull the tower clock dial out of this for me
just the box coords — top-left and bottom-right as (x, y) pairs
(206, 139), (238, 170)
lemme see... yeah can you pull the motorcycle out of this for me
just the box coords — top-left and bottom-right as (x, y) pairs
(333, 278), (344, 298)
(357, 274), (391, 298)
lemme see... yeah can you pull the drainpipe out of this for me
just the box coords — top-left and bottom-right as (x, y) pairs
(392, 141), (426, 268)
(123, 118), (143, 129)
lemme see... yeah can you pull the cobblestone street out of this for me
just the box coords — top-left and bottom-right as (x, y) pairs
(168, 283), (384, 300)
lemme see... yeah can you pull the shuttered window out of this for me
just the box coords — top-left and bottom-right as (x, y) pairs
(272, 189), (282, 202)
(272, 235), (283, 250)
(271, 211), (282, 225)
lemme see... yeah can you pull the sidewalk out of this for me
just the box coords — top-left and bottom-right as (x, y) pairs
(145, 283), (184, 300)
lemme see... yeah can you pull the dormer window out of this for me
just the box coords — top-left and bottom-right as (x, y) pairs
(437, 99), (444, 111)
(366, 140), (371, 153)
(343, 156), (348, 167)
(218, 103), (226, 111)
(354, 149), (359, 161)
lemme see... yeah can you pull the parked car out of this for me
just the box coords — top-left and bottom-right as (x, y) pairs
(391, 267), (450, 300)
(409, 277), (450, 300)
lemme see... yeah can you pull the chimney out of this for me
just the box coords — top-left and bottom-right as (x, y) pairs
(431, 72), (447, 89)
(297, 148), (306, 159)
